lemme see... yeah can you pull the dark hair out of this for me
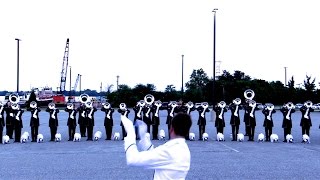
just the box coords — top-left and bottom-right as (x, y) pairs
(171, 112), (192, 137)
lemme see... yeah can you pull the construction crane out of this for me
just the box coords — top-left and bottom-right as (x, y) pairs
(53, 38), (70, 106)
(73, 74), (80, 92)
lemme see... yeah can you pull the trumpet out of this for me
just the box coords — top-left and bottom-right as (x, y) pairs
(244, 89), (255, 101)
(80, 94), (90, 104)
(102, 102), (111, 109)
(233, 98), (241, 105)
(144, 94), (155, 106)
(66, 103), (74, 110)
(304, 100), (313, 108)
(48, 102), (56, 110)
(30, 101), (37, 109)
(9, 93), (20, 104)
(119, 103), (127, 110)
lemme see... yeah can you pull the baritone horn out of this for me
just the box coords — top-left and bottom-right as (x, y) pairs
(304, 100), (313, 108)
(30, 101), (37, 108)
(154, 100), (162, 107)
(119, 103), (127, 110)
(144, 94), (155, 106)
(233, 98), (241, 105)
(186, 101), (194, 109)
(66, 103), (74, 110)
(286, 102), (295, 109)
(218, 101), (226, 108)
(48, 102), (56, 110)
(102, 102), (111, 109)
(80, 94), (90, 104)
(244, 89), (255, 100)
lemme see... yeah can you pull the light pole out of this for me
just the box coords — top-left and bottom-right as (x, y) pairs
(212, 8), (218, 106)
(181, 54), (184, 99)
(15, 38), (21, 94)
(79, 74), (82, 94)
(116, 75), (119, 90)
(69, 66), (72, 97)
(284, 67), (288, 86)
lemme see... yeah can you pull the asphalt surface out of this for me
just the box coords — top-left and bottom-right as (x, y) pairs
(1, 108), (320, 180)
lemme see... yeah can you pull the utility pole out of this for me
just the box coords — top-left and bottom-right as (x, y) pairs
(100, 82), (102, 101)
(79, 74), (82, 94)
(69, 66), (72, 97)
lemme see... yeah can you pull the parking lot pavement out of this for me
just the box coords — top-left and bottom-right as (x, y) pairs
(1, 109), (320, 179)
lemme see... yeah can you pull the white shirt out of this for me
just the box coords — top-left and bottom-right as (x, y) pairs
(126, 138), (191, 180)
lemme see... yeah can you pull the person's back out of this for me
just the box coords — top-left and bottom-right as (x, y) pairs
(121, 112), (192, 180)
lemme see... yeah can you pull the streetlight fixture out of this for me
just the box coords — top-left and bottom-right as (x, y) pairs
(181, 54), (184, 99)
(15, 38), (21, 94)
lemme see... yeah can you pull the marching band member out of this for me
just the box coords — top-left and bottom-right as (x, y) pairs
(133, 100), (144, 139)
(166, 101), (178, 140)
(118, 103), (130, 140)
(214, 101), (228, 134)
(280, 102), (295, 142)
(185, 101), (196, 115)
(0, 101), (5, 143)
(244, 100), (258, 141)
(13, 104), (24, 143)
(300, 101), (314, 139)
(27, 101), (41, 142)
(77, 103), (87, 137)
(65, 103), (77, 141)
(229, 98), (242, 141)
(85, 102), (97, 141)
(196, 102), (210, 140)
(121, 112), (192, 180)
(151, 100), (163, 140)
(101, 102), (114, 140)
(142, 104), (153, 134)
(175, 100), (188, 113)
(5, 102), (15, 139)
(46, 103), (59, 141)
(262, 103), (276, 141)
(243, 100), (250, 137)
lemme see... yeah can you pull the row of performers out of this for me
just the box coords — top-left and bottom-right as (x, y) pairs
(0, 99), (314, 143)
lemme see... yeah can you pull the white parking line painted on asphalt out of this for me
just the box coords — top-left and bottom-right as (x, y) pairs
(219, 142), (240, 153)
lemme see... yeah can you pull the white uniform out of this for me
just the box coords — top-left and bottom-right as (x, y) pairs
(126, 138), (191, 180)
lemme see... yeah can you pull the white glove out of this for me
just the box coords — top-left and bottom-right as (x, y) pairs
(136, 120), (153, 151)
(121, 115), (136, 151)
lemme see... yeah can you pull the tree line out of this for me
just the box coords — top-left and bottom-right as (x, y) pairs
(106, 69), (320, 107)
(2, 69), (319, 107)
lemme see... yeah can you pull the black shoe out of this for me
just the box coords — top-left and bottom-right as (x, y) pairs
(87, 139), (93, 141)
(31, 140), (36, 142)
(68, 139), (72, 141)
(232, 139), (236, 141)
(283, 140), (287, 142)
(50, 139), (54, 141)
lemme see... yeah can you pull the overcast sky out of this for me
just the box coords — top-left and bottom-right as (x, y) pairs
(1, 0), (320, 92)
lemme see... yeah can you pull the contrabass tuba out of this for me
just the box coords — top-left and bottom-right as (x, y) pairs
(9, 93), (20, 110)
(244, 89), (255, 101)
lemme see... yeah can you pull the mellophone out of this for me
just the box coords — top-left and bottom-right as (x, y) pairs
(0, 90), (317, 143)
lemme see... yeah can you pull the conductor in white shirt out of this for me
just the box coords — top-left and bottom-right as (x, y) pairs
(121, 112), (192, 180)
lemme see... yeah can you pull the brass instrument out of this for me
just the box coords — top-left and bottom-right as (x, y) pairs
(48, 102), (56, 110)
(85, 101), (93, 108)
(169, 101), (177, 107)
(138, 100), (145, 107)
(30, 101), (37, 109)
(233, 98), (241, 105)
(119, 103), (127, 110)
(244, 89), (255, 101)
(304, 100), (313, 108)
(154, 100), (162, 107)
(11, 103), (19, 110)
(265, 103), (274, 111)
(186, 101), (194, 109)
(9, 93), (20, 104)
(218, 101), (226, 108)
(102, 102), (111, 109)
(0, 101), (3, 106)
(144, 94), (155, 106)
(66, 103), (74, 110)
(79, 94), (90, 104)
(201, 102), (209, 109)
(248, 100), (256, 107)
(286, 102), (295, 109)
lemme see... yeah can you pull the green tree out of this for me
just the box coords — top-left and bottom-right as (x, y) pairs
(185, 68), (209, 90)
